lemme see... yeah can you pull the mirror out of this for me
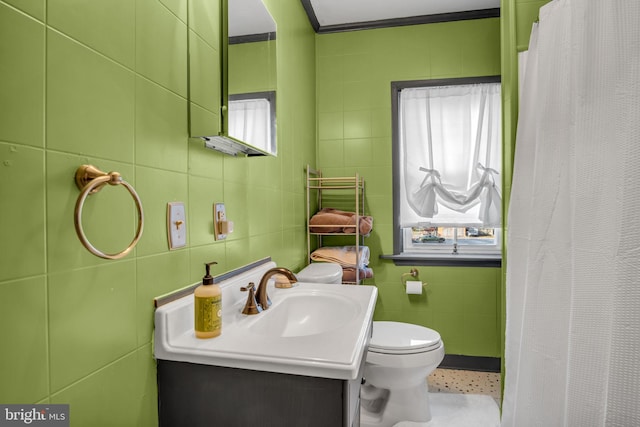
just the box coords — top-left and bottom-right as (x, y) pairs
(227, 0), (277, 155)
(189, 0), (277, 157)
(203, 0), (276, 156)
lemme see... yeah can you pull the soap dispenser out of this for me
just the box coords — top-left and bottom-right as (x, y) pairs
(194, 261), (222, 339)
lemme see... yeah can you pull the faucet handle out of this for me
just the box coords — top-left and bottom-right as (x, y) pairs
(240, 282), (262, 315)
(240, 282), (255, 292)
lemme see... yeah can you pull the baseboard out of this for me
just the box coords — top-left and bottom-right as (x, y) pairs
(438, 355), (501, 373)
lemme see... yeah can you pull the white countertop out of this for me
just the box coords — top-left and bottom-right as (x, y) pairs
(154, 262), (377, 380)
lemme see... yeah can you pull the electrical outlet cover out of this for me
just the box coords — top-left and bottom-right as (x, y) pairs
(167, 202), (187, 249)
(214, 203), (227, 241)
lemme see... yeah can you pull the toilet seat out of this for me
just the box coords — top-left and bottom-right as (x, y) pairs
(368, 321), (442, 355)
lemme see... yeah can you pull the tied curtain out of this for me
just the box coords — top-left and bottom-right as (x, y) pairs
(228, 97), (271, 152)
(399, 83), (502, 228)
(503, 0), (640, 426)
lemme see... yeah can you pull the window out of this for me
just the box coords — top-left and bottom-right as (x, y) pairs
(391, 77), (502, 266)
(228, 91), (276, 155)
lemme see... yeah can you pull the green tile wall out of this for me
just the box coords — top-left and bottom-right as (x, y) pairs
(0, 6), (44, 147)
(0, 1), (315, 426)
(316, 19), (503, 357)
(1, 0), (549, 419)
(185, 0), (220, 138)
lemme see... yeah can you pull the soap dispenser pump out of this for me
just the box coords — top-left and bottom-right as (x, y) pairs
(194, 261), (222, 339)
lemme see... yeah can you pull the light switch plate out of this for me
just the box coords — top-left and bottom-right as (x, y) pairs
(167, 202), (187, 249)
(214, 203), (227, 241)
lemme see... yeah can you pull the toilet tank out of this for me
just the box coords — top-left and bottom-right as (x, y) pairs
(297, 263), (343, 284)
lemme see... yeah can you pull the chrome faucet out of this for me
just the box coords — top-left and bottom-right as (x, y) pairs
(256, 267), (298, 311)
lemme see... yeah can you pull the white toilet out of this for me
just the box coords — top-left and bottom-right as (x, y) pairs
(295, 263), (445, 427)
(360, 321), (444, 427)
(296, 262), (343, 284)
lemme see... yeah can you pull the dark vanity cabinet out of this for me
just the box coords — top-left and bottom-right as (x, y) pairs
(157, 359), (363, 427)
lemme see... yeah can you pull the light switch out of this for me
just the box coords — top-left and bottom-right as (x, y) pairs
(167, 202), (187, 249)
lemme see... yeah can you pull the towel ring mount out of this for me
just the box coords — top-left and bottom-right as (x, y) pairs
(74, 164), (144, 260)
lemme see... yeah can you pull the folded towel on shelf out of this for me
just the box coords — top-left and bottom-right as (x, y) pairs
(309, 208), (373, 235)
(310, 245), (370, 269)
(342, 267), (374, 283)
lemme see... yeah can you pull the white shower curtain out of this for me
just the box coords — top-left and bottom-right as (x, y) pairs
(503, 1), (640, 426)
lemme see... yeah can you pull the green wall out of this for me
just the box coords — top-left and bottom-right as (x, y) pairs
(0, 0), (552, 421)
(0, 0), (315, 424)
(315, 19), (503, 357)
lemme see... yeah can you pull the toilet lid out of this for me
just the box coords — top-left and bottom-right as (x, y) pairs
(369, 321), (441, 354)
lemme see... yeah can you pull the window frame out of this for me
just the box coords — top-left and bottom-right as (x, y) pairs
(389, 76), (502, 267)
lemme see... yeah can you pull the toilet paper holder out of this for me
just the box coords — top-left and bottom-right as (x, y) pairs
(401, 268), (427, 293)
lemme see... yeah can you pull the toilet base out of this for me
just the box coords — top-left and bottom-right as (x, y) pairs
(360, 381), (432, 427)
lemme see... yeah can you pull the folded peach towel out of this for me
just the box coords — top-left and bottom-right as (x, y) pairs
(310, 246), (370, 269)
(342, 267), (374, 283)
(309, 208), (373, 235)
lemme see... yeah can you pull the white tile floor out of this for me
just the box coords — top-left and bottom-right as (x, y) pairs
(362, 368), (502, 427)
(390, 368), (502, 427)
(393, 393), (500, 427)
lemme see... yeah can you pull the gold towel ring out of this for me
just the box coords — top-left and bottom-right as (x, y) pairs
(74, 165), (144, 260)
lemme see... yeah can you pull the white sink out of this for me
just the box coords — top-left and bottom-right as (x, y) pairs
(154, 261), (377, 380)
(247, 290), (360, 338)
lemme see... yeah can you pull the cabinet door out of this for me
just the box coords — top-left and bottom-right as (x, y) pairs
(158, 360), (347, 427)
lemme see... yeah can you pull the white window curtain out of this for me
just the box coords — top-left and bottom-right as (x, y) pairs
(399, 83), (502, 227)
(228, 98), (271, 152)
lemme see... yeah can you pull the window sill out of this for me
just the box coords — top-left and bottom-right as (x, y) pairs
(380, 253), (501, 268)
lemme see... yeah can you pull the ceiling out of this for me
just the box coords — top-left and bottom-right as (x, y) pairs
(229, 0), (501, 37)
(229, 0), (276, 37)
(301, 0), (501, 33)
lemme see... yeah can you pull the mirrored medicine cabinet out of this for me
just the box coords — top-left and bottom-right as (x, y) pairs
(188, 0), (277, 157)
